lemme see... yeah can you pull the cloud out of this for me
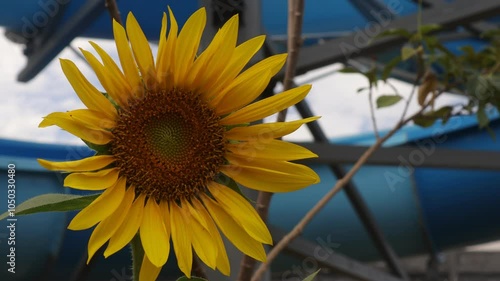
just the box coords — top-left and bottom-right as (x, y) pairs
(0, 27), (467, 146)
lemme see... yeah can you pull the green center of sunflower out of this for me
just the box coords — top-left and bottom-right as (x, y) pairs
(111, 89), (226, 202)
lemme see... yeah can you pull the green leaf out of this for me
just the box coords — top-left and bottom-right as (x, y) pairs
(365, 67), (378, 88)
(431, 106), (453, 124)
(401, 46), (417, 61)
(420, 24), (441, 35)
(413, 115), (438, 127)
(374, 28), (412, 40)
(0, 193), (99, 220)
(302, 269), (321, 281)
(477, 105), (489, 128)
(357, 87), (367, 93)
(382, 56), (402, 81)
(339, 67), (360, 74)
(82, 140), (110, 155)
(376, 95), (403, 108)
(176, 277), (208, 281)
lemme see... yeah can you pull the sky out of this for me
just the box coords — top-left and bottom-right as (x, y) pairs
(0, 26), (467, 145)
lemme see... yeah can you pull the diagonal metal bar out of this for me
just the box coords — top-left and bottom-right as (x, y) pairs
(277, 0), (500, 78)
(294, 98), (410, 280)
(297, 142), (500, 171)
(270, 226), (405, 281)
(18, 0), (107, 82)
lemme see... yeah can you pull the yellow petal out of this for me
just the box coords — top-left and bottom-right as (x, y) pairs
(113, 19), (143, 97)
(208, 182), (272, 244)
(140, 199), (170, 267)
(126, 12), (157, 89)
(225, 116), (320, 141)
(80, 48), (129, 107)
(59, 59), (116, 118)
(89, 41), (133, 100)
(227, 154), (318, 178)
(156, 13), (170, 86)
(191, 200), (230, 275)
(220, 85), (312, 125)
(64, 168), (120, 190)
(170, 203), (193, 278)
(104, 193), (146, 257)
(87, 185), (135, 262)
(201, 195), (266, 261)
(186, 203), (217, 269)
(64, 109), (115, 130)
(37, 155), (115, 172)
(139, 254), (162, 281)
(221, 162), (319, 193)
(213, 54), (287, 112)
(213, 69), (271, 115)
(68, 177), (126, 230)
(157, 7), (178, 90)
(203, 35), (266, 101)
(227, 139), (317, 161)
(186, 14), (238, 92)
(40, 112), (112, 145)
(159, 200), (172, 237)
(174, 8), (206, 86)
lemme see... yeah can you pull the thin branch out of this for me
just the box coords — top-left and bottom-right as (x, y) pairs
(386, 80), (401, 97)
(277, 0), (305, 122)
(400, 75), (422, 122)
(105, 0), (122, 25)
(250, 92), (443, 281)
(368, 87), (380, 139)
(238, 1), (305, 280)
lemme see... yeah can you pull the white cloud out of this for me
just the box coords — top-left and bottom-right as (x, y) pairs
(0, 27), (466, 146)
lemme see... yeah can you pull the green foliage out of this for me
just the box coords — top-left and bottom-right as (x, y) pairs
(401, 46), (418, 61)
(0, 193), (99, 220)
(376, 95), (403, 108)
(362, 17), (500, 130)
(413, 106), (453, 127)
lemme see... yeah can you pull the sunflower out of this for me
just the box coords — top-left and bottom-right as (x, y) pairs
(38, 7), (319, 281)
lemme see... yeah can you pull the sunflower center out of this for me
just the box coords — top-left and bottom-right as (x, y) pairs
(111, 89), (226, 202)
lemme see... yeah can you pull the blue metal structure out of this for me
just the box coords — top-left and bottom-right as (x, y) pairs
(1, 112), (499, 280)
(1, 0), (499, 280)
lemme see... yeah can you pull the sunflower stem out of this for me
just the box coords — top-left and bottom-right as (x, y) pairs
(130, 233), (144, 281)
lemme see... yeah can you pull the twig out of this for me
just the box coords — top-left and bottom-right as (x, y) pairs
(236, 192), (273, 281)
(276, 0), (305, 122)
(237, 1), (305, 281)
(250, 93), (443, 281)
(400, 75), (421, 122)
(105, 0), (122, 25)
(368, 87), (380, 139)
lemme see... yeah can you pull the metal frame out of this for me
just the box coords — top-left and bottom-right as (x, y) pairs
(266, 1), (500, 280)
(271, 226), (404, 281)
(297, 142), (500, 171)
(17, 0), (108, 82)
(291, 96), (411, 281)
(7, 0), (500, 280)
(275, 0), (500, 79)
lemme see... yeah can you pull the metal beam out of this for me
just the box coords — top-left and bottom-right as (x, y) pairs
(297, 142), (500, 171)
(279, 0), (500, 78)
(294, 99), (410, 280)
(18, 0), (107, 82)
(348, 0), (393, 22)
(270, 227), (404, 281)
